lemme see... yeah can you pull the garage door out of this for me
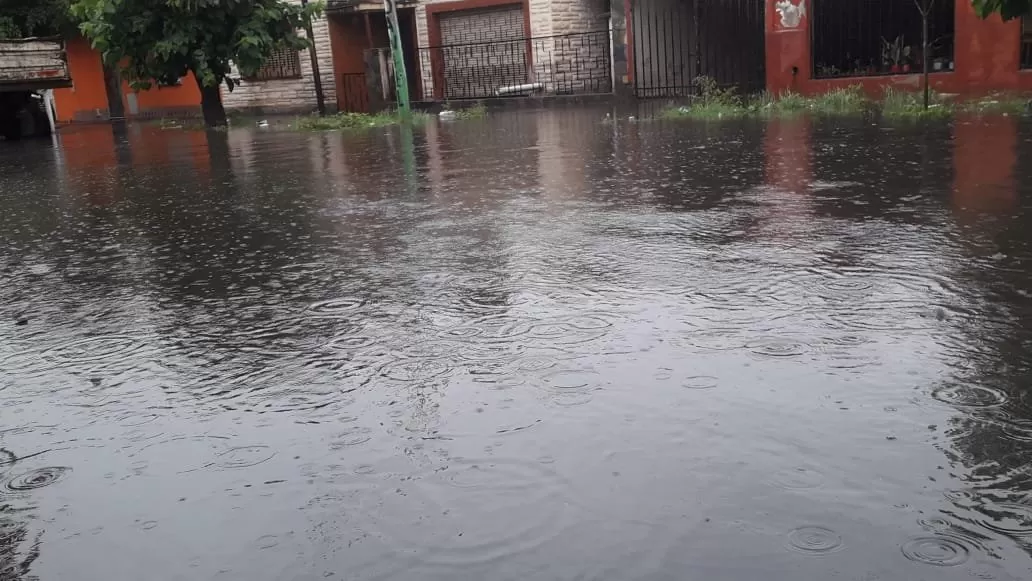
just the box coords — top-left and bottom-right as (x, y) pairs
(437, 5), (527, 99)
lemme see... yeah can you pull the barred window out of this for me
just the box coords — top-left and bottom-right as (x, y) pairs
(812, 0), (955, 79)
(245, 46), (303, 81)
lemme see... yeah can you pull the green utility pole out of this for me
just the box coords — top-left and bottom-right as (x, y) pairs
(384, 0), (411, 116)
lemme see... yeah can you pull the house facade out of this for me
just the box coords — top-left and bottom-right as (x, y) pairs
(766, 0), (1032, 97)
(54, 1), (336, 123)
(220, 0), (338, 114)
(52, 0), (1032, 124)
(326, 0), (615, 110)
(625, 0), (1032, 100)
(53, 35), (203, 123)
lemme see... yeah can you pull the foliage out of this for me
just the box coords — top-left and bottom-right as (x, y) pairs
(957, 94), (1031, 114)
(971, 0), (1031, 20)
(292, 111), (431, 131)
(658, 76), (750, 119)
(808, 85), (869, 113)
(880, 88), (954, 119)
(765, 91), (809, 112)
(661, 83), (870, 120)
(71, 0), (320, 92)
(450, 103), (488, 120)
(0, 0), (73, 39)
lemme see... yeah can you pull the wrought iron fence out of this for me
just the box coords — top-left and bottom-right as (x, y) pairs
(418, 30), (612, 100)
(630, 0), (766, 98)
(340, 73), (369, 113)
(812, 0), (955, 79)
(1022, 15), (1032, 69)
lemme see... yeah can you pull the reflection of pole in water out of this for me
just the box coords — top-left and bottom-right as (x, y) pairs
(400, 122), (417, 193)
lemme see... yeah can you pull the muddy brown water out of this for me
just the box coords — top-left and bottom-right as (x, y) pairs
(2, 110), (1032, 580)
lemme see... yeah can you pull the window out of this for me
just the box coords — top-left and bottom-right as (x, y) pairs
(245, 46), (303, 81)
(812, 0), (955, 79)
(1022, 14), (1032, 69)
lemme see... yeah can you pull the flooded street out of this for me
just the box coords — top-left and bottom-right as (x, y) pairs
(3, 108), (1032, 579)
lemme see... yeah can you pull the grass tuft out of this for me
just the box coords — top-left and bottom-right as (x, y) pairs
(660, 80), (870, 120)
(958, 94), (1030, 115)
(292, 111), (430, 131)
(808, 85), (869, 114)
(880, 88), (953, 119)
(448, 103), (488, 120)
(659, 76), (750, 120)
(654, 83), (1025, 122)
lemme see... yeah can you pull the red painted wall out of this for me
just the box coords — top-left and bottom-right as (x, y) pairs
(765, 0), (1032, 97)
(53, 35), (201, 122)
(953, 116), (1018, 217)
(328, 14), (369, 106)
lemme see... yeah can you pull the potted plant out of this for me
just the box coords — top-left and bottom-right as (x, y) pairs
(882, 35), (905, 74)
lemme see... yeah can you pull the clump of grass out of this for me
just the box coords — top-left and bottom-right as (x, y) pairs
(659, 101), (748, 120)
(662, 82), (870, 120)
(292, 111), (429, 130)
(450, 102), (488, 120)
(880, 88), (953, 119)
(958, 94), (1030, 115)
(808, 85), (869, 114)
(659, 76), (749, 119)
(769, 91), (809, 112)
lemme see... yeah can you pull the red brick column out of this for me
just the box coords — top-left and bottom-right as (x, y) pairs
(765, 0), (811, 95)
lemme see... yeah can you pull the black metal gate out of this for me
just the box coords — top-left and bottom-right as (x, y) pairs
(632, 0), (766, 97)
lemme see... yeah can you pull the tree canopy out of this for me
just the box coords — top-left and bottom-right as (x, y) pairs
(72, 0), (321, 126)
(0, 0), (73, 39)
(972, 0), (1032, 19)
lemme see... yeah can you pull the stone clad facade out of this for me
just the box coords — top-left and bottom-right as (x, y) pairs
(414, 0), (612, 99)
(220, 1), (337, 114)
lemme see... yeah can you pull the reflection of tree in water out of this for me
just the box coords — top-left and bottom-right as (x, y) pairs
(0, 513), (42, 581)
(931, 185), (1032, 550)
(0, 450), (43, 581)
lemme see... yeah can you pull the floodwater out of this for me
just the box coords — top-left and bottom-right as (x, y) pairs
(2, 109), (1032, 580)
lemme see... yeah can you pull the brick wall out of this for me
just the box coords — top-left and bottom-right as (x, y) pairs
(413, 0), (610, 98)
(551, 0), (608, 34)
(220, 3), (337, 114)
(545, 0), (610, 93)
(438, 6), (527, 98)
(415, 0), (536, 97)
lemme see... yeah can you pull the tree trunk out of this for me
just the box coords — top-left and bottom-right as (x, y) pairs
(922, 7), (930, 110)
(196, 76), (228, 127)
(102, 63), (125, 120)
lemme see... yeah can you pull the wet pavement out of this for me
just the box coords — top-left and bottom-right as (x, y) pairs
(2, 108), (1032, 579)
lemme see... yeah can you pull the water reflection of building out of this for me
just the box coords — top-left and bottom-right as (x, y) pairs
(952, 116), (1018, 221)
(764, 116), (812, 194)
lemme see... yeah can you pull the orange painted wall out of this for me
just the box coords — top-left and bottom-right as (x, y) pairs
(766, 0), (1032, 97)
(126, 73), (202, 113)
(53, 35), (201, 122)
(53, 36), (110, 122)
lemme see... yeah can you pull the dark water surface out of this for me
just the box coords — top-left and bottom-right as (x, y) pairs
(3, 109), (1032, 580)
